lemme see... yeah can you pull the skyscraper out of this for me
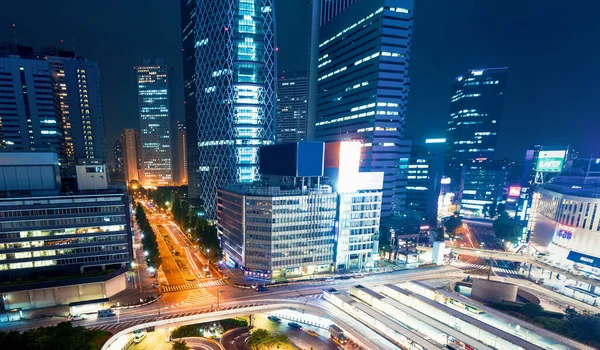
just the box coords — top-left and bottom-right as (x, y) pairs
(136, 60), (173, 188)
(276, 71), (308, 143)
(444, 67), (508, 184)
(182, 0), (277, 218)
(308, 0), (415, 217)
(121, 129), (142, 185)
(0, 43), (106, 167)
(112, 137), (123, 178)
(177, 122), (188, 185)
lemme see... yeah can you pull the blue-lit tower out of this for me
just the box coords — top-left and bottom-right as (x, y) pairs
(185, 0), (277, 219)
(308, 0), (415, 217)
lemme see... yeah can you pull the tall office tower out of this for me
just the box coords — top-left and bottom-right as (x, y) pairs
(177, 122), (188, 185)
(112, 137), (123, 175)
(0, 43), (64, 159)
(276, 71), (308, 143)
(121, 129), (142, 185)
(0, 43), (106, 166)
(135, 60), (173, 188)
(45, 49), (106, 164)
(183, 0), (277, 219)
(444, 67), (508, 185)
(308, 0), (415, 217)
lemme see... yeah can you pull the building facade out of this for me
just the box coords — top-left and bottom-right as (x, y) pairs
(218, 185), (337, 279)
(309, 0), (415, 217)
(121, 129), (142, 185)
(112, 137), (123, 175)
(0, 152), (132, 312)
(0, 43), (106, 167)
(182, 0), (277, 219)
(444, 67), (508, 185)
(459, 160), (508, 215)
(177, 122), (188, 185)
(136, 60), (173, 187)
(276, 71), (308, 143)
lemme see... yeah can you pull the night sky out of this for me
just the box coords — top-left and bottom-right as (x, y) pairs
(1, 0), (599, 163)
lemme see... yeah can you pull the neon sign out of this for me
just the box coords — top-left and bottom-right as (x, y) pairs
(557, 225), (573, 240)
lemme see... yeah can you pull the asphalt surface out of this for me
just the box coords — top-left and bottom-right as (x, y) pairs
(221, 327), (251, 350)
(253, 313), (339, 350)
(180, 337), (223, 350)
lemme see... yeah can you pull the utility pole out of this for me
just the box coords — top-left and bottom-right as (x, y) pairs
(217, 290), (225, 310)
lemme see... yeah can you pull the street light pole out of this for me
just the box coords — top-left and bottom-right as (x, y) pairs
(217, 290), (225, 310)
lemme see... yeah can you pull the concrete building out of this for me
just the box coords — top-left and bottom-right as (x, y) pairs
(309, 0), (415, 217)
(177, 122), (188, 185)
(121, 129), (143, 185)
(182, 0), (277, 219)
(136, 60), (173, 188)
(217, 141), (383, 278)
(459, 160), (508, 215)
(0, 152), (132, 314)
(276, 71), (308, 143)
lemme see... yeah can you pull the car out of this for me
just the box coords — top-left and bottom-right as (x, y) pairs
(69, 314), (86, 321)
(206, 271), (212, 278)
(257, 285), (269, 292)
(339, 275), (352, 280)
(353, 274), (364, 279)
(97, 309), (116, 318)
(288, 322), (302, 329)
(306, 330), (319, 337)
(268, 315), (282, 323)
(325, 277), (335, 282)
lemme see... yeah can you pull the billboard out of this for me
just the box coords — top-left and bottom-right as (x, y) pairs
(536, 150), (566, 172)
(508, 186), (521, 197)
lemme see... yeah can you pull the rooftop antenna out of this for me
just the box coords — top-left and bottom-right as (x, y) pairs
(12, 23), (18, 44)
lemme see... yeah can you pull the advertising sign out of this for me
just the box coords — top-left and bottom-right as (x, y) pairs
(567, 251), (600, 269)
(556, 225), (573, 240)
(508, 186), (521, 197)
(536, 150), (566, 172)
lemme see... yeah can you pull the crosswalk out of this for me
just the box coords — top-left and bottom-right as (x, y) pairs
(181, 289), (217, 307)
(452, 261), (521, 275)
(162, 279), (227, 293)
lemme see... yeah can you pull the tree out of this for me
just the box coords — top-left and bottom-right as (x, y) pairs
(444, 212), (463, 240)
(493, 211), (521, 243)
(565, 307), (578, 322)
(488, 200), (498, 218)
(521, 302), (543, 318)
(172, 340), (190, 350)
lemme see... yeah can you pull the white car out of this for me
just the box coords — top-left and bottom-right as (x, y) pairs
(70, 314), (86, 321)
(325, 277), (335, 282)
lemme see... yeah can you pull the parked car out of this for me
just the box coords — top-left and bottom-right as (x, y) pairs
(353, 274), (364, 279)
(288, 322), (302, 329)
(268, 315), (282, 323)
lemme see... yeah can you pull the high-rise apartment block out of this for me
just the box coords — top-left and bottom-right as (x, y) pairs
(136, 60), (173, 187)
(182, 0), (277, 219)
(217, 141), (383, 278)
(0, 43), (106, 167)
(309, 0), (415, 217)
(177, 122), (188, 185)
(121, 129), (143, 185)
(276, 72), (308, 143)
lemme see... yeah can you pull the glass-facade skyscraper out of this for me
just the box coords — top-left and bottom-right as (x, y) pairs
(309, 0), (414, 217)
(444, 67), (508, 184)
(136, 60), (173, 187)
(276, 71), (308, 143)
(182, 0), (277, 219)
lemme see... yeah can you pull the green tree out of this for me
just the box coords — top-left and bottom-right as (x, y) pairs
(521, 302), (543, 318)
(172, 340), (190, 350)
(565, 307), (578, 322)
(444, 212), (462, 240)
(493, 211), (521, 243)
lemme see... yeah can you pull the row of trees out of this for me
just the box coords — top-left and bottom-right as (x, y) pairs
(443, 209), (521, 244)
(247, 329), (295, 350)
(136, 204), (162, 269)
(0, 322), (110, 350)
(171, 198), (223, 263)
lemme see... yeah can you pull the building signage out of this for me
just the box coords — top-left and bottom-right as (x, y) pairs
(567, 251), (600, 269)
(536, 150), (567, 173)
(508, 186), (521, 197)
(556, 225), (573, 240)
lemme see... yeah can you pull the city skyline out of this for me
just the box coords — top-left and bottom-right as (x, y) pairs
(2, 0), (599, 163)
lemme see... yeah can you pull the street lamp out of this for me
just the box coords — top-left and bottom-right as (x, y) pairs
(217, 290), (225, 310)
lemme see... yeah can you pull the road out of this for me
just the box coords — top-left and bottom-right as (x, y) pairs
(180, 337), (223, 350)
(252, 313), (338, 350)
(221, 327), (251, 350)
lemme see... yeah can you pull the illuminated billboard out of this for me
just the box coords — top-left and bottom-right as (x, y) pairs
(536, 150), (566, 172)
(508, 186), (521, 197)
